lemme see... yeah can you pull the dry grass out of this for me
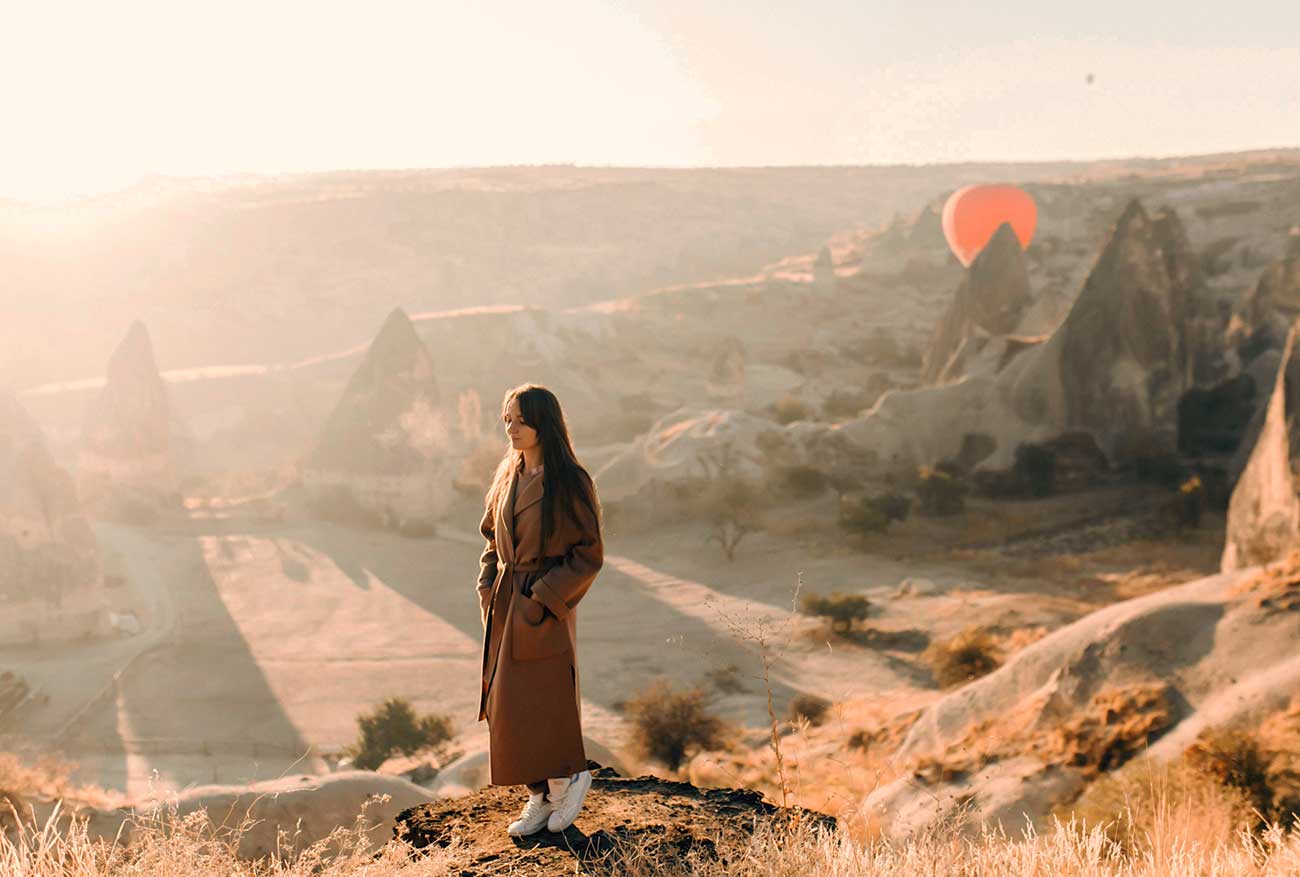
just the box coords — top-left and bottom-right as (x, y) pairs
(923, 626), (1003, 688)
(1231, 551), (1300, 612)
(912, 683), (1175, 783)
(6, 786), (1300, 876)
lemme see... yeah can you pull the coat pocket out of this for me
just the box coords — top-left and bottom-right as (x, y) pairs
(510, 594), (572, 662)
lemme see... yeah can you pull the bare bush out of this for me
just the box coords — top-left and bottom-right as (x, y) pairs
(924, 626), (1001, 688)
(624, 679), (730, 771)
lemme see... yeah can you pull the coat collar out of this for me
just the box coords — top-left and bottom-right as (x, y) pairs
(497, 460), (544, 556)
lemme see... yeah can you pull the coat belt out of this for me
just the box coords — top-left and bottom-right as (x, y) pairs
(501, 558), (547, 572)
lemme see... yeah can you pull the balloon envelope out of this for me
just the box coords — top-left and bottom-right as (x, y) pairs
(941, 185), (1037, 267)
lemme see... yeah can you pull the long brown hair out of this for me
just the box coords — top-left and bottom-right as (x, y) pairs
(483, 383), (601, 552)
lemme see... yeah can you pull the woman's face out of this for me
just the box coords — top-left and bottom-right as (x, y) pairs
(504, 397), (540, 453)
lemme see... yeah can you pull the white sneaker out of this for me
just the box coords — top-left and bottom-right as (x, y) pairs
(546, 769), (592, 832)
(507, 792), (553, 836)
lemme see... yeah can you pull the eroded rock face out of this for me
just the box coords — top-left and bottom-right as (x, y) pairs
(1050, 200), (1200, 456)
(1222, 325), (1300, 571)
(1237, 256), (1300, 361)
(394, 763), (834, 874)
(1, 391), (104, 644)
(923, 223), (1033, 384)
(867, 562), (1300, 840)
(304, 307), (455, 528)
(77, 320), (179, 517)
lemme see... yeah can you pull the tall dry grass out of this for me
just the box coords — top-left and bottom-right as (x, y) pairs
(4, 787), (1300, 876)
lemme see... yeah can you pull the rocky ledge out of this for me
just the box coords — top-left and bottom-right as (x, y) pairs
(393, 762), (835, 875)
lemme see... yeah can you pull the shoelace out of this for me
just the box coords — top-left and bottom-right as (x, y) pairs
(520, 796), (549, 819)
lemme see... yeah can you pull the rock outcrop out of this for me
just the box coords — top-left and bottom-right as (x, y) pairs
(394, 763), (834, 874)
(1221, 324), (1300, 571)
(1040, 199), (1200, 454)
(922, 223), (1033, 384)
(593, 407), (873, 504)
(76, 321), (180, 518)
(865, 559), (1300, 839)
(841, 199), (1210, 472)
(1, 390), (105, 644)
(303, 307), (455, 529)
(1235, 255), (1300, 361)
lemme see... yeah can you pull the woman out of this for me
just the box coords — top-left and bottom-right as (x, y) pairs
(476, 383), (604, 836)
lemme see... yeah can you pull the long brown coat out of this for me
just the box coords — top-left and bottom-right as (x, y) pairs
(476, 459), (604, 786)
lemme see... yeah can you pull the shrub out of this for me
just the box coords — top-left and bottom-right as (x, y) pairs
(868, 491), (912, 524)
(623, 679), (729, 771)
(1013, 442), (1057, 497)
(838, 492), (911, 535)
(1184, 728), (1274, 824)
(770, 395), (811, 425)
(799, 592), (871, 633)
(1062, 758), (1255, 853)
(704, 662), (748, 695)
(787, 693), (832, 727)
(775, 465), (828, 498)
(915, 465), (968, 516)
(838, 495), (888, 534)
(925, 627), (1001, 688)
(347, 697), (455, 770)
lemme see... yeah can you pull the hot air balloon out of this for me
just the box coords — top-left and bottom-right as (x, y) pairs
(941, 184), (1037, 267)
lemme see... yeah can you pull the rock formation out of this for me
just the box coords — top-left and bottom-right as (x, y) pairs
(303, 307), (454, 529)
(76, 320), (180, 519)
(593, 406), (873, 505)
(1235, 255), (1300, 361)
(865, 559), (1300, 839)
(1042, 199), (1200, 454)
(922, 223), (1033, 384)
(394, 763), (833, 873)
(1222, 324), (1300, 571)
(1, 390), (105, 644)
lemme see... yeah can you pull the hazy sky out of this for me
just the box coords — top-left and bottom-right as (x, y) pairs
(4, 0), (1299, 201)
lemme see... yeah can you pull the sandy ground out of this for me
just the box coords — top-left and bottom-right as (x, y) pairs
(1, 480), (1222, 802)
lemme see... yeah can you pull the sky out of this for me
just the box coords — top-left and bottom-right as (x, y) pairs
(2, 0), (1299, 202)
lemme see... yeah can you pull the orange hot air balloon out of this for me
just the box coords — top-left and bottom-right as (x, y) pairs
(941, 184), (1037, 267)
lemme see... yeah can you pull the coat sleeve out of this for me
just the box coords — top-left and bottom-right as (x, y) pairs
(477, 501), (499, 625)
(530, 478), (603, 622)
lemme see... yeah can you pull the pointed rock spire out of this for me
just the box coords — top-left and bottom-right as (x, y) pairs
(923, 222), (1032, 384)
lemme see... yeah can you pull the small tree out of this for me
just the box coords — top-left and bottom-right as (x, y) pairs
(694, 446), (771, 562)
(348, 696), (455, 770)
